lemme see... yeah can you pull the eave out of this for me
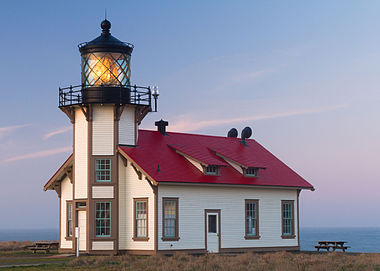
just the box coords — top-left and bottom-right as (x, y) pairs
(43, 154), (73, 192)
(157, 181), (315, 191)
(118, 147), (158, 186)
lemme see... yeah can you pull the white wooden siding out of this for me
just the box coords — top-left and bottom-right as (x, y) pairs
(92, 186), (114, 198)
(92, 241), (114, 250)
(92, 105), (114, 155)
(158, 185), (298, 251)
(118, 157), (154, 250)
(119, 107), (135, 145)
(60, 176), (73, 249)
(74, 109), (88, 199)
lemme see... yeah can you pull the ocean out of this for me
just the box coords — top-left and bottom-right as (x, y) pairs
(300, 227), (380, 253)
(1, 227), (380, 253)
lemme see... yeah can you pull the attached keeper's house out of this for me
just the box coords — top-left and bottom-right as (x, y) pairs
(44, 20), (314, 255)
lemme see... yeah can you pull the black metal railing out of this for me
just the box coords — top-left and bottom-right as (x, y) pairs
(59, 84), (153, 109)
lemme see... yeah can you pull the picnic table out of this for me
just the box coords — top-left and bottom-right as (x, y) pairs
(27, 242), (59, 253)
(314, 241), (350, 252)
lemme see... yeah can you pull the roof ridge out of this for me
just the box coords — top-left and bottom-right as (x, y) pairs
(138, 129), (257, 141)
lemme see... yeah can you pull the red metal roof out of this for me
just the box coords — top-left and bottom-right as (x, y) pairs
(119, 130), (314, 189)
(168, 144), (228, 166)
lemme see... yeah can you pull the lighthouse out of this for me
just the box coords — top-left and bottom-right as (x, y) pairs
(45, 19), (313, 256)
(55, 19), (158, 253)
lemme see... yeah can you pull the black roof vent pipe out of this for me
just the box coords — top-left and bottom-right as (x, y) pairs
(241, 127), (252, 147)
(227, 128), (238, 138)
(155, 119), (169, 136)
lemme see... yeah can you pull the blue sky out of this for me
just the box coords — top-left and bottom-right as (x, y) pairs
(1, 0), (380, 229)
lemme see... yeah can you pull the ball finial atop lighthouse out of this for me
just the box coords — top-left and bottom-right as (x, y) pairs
(101, 19), (111, 34)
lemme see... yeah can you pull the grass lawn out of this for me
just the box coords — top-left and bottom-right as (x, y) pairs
(1, 251), (380, 271)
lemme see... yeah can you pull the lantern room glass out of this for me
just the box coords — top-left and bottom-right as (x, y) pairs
(81, 52), (131, 87)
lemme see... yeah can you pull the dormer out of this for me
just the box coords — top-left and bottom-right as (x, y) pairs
(168, 144), (227, 176)
(209, 148), (265, 178)
(243, 167), (259, 177)
(203, 165), (220, 176)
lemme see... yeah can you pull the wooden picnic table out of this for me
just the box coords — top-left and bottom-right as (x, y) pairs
(314, 241), (350, 252)
(27, 242), (59, 253)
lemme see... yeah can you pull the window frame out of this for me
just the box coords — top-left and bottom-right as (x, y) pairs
(66, 201), (73, 240)
(281, 200), (295, 239)
(203, 165), (220, 176)
(133, 198), (149, 241)
(245, 199), (260, 239)
(162, 197), (179, 241)
(95, 201), (112, 237)
(95, 159), (111, 183)
(244, 167), (258, 177)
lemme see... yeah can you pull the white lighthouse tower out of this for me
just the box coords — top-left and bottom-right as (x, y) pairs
(55, 19), (158, 253)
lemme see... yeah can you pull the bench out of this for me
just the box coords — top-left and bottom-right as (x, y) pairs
(314, 241), (350, 252)
(28, 242), (59, 253)
(313, 245), (331, 252)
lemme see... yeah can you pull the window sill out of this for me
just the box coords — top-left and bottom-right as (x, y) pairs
(281, 235), (296, 239)
(65, 237), (73, 241)
(244, 235), (260, 240)
(161, 237), (180, 242)
(133, 237), (149, 242)
(94, 236), (114, 241)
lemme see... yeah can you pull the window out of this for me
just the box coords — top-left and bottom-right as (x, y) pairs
(95, 202), (111, 237)
(282, 200), (295, 238)
(76, 202), (86, 208)
(95, 159), (111, 182)
(67, 202), (73, 238)
(245, 200), (259, 239)
(133, 198), (148, 241)
(162, 198), (179, 241)
(245, 167), (258, 177)
(204, 165), (219, 175)
(208, 215), (217, 233)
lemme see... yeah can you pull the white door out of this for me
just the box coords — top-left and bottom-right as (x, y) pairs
(78, 210), (87, 251)
(206, 211), (220, 253)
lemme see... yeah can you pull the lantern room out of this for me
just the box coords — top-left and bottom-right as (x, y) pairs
(58, 19), (158, 111)
(78, 20), (133, 88)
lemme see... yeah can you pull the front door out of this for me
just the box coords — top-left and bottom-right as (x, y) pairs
(206, 210), (220, 253)
(77, 210), (87, 251)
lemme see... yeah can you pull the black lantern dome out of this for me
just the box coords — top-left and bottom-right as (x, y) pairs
(59, 20), (158, 112)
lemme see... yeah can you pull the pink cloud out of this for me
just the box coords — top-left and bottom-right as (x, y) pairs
(1, 146), (72, 163)
(168, 104), (348, 132)
(43, 126), (72, 140)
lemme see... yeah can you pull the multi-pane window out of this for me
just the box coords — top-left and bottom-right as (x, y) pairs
(81, 52), (131, 87)
(67, 203), (73, 237)
(245, 200), (259, 238)
(205, 165), (218, 175)
(245, 167), (258, 177)
(163, 198), (178, 240)
(282, 201), (294, 237)
(134, 199), (148, 239)
(95, 202), (111, 237)
(95, 159), (111, 182)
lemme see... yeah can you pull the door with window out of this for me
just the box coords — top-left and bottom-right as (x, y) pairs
(205, 210), (220, 253)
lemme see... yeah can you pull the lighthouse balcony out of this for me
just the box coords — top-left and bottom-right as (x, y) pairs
(58, 84), (152, 108)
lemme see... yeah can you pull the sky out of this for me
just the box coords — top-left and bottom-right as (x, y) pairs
(0, 0), (379, 229)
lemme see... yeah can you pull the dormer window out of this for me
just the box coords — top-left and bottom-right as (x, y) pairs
(245, 167), (258, 177)
(204, 165), (219, 175)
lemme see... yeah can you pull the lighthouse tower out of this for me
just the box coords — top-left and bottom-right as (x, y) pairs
(57, 20), (158, 253)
